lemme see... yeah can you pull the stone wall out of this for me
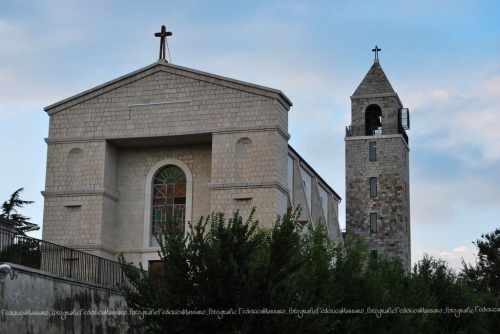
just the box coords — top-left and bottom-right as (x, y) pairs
(42, 195), (106, 248)
(0, 263), (139, 333)
(345, 134), (410, 269)
(350, 95), (401, 134)
(288, 148), (343, 245)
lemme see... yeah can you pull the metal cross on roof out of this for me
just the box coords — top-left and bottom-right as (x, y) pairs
(372, 45), (381, 59)
(155, 25), (172, 61)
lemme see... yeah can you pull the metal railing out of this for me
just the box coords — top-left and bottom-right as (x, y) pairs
(345, 123), (408, 144)
(0, 228), (152, 291)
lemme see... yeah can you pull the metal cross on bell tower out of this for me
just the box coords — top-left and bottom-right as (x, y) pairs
(372, 45), (381, 59)
(155, 25), (172, 61)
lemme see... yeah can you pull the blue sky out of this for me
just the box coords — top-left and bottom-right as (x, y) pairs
(1, 0), (499, 270)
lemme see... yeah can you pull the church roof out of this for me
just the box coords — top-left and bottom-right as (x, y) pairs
(352, 60), (395, 97)
(44, 61), (292, 114)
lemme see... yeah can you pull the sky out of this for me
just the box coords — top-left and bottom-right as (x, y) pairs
(1, 0), (499, 270)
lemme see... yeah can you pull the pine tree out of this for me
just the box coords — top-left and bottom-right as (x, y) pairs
(1, 187), (39, 235)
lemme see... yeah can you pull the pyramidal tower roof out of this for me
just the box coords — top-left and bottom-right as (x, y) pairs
(353, 59), (395, 96)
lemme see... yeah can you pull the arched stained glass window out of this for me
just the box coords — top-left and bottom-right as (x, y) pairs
(152, 165), (187, 234)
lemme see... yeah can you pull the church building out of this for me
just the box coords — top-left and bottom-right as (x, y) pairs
(41, 35), (343, 268)
(41, 30), (411, 270)
(345, 49), (411, 270)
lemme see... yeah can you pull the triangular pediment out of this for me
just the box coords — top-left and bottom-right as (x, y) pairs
(45, 61), (292, 115)
(353, 60), (395, 96)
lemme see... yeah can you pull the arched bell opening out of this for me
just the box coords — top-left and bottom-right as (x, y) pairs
(365, 104), (382, 136)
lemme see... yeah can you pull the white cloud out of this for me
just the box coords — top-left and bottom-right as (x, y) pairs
(413, 245), (476, 271)
(409, 64), (500, 165)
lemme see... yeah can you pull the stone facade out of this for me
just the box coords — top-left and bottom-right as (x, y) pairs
(42, 60), (342, 268)
(345, 59), (411, 270)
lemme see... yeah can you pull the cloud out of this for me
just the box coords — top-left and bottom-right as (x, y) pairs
(409, 64), (500, 165)
(413, 245), (476, 271)
(0, 0), (498, 272)
(407, 65), (500, 234)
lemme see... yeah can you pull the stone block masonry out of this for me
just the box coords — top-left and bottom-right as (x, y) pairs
(42, 60), (325, 268)
(345, 59), (411, 270)
(346, 135), (410, 269)
(0, 263), (140, 333)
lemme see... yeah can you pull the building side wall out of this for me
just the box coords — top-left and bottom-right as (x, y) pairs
(310, 179), (326, 227)
(328, 195), (343, 244)
(291, 159), (311, 223)
(287, 153), (342, 245)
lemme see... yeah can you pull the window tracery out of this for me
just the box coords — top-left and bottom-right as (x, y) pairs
(152, 165), (187, 234)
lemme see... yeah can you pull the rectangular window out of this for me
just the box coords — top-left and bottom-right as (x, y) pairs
(369, 142), (376, 161)
(370, 177), (377, 197)
(371, 250), (378, 259)
(370, 213), (377, 233)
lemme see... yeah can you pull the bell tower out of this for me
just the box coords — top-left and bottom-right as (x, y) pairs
(345, 51), (411, 270)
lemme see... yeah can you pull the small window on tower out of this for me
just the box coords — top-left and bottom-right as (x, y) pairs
(370, 213), (377, 233)
(370, 177), (377, 197)
(369, 142), (376, 161)
(371, 250), (378, 259)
